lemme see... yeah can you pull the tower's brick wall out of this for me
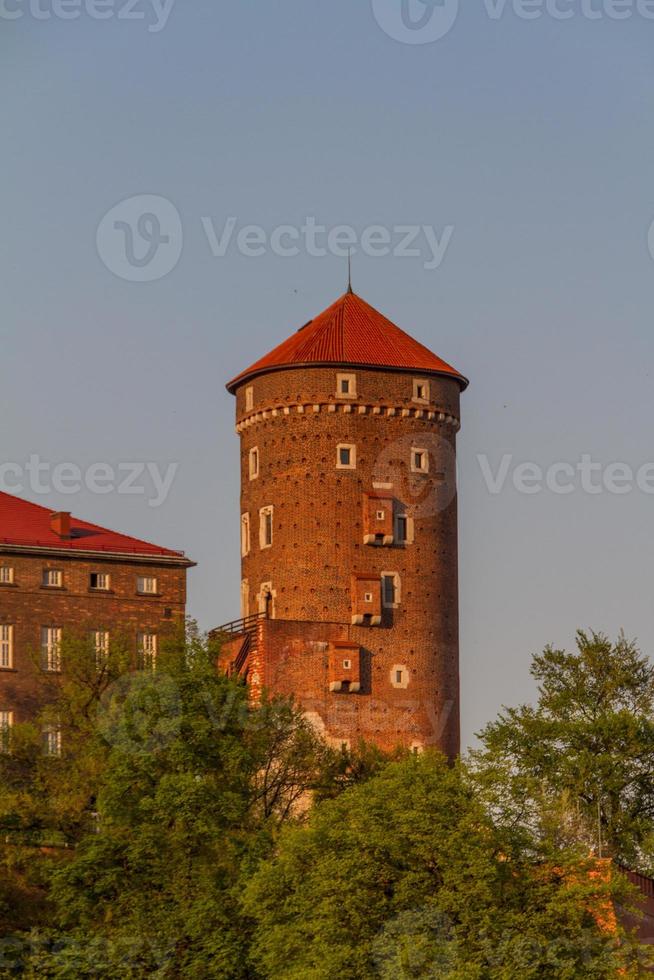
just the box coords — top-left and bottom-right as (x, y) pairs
(231, 365), (462, 756)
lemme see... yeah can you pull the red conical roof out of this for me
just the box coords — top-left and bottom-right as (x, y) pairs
(226, 291), (468, 391)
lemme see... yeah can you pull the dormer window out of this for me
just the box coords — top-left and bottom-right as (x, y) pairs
(413, 379), (430, 403)
(336, 373), (357, 399)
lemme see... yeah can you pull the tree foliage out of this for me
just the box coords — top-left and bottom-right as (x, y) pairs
(473, 631), (654, 871)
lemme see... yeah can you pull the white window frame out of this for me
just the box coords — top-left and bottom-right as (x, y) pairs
(137, 632), (157, 670)
(336, 373), (357, 399)
(259, 506), (274, 550)
(0, 566), (14, 585)
(395, 512), (414, 544)
(249, 447), (260, 480)
(137, 576), (158, 595)
(382, 572), (401, 609)
(342, 659), (352, 670)
(0, 711), (13, 752)
(91, 630), (110, 668)
(412, 378), (430, 403)
(336, 444), (356, 470)
(240, 580), (249, 619)
(245, 386), (254, 411)
(42, 569), (63, 588)
(90, 572), (110, 591)
(364, 592), (373, 603)
(241, 514), (251, 557)
(390, 664), (410, 690)
(0, 626), (14, 670)
(43, 726), (62, 758)
(411, 448), (429, 474)
(41, 627), (62, 672)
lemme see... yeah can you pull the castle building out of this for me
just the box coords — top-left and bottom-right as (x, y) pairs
(218, 289), (468, 755)
(0, 492), (194, 744)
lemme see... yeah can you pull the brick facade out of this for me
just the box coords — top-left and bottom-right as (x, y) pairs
(222, 344), (466, 756)
(0, 498), (193, 725)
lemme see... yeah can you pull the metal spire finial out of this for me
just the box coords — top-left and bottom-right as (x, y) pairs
(347, 250), (353, 294)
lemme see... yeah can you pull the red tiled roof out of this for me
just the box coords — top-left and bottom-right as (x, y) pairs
(227, 291), (468, 391)
(0, 492), (191, 562)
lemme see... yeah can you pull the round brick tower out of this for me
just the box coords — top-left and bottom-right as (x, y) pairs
(223, 289), (468, 756)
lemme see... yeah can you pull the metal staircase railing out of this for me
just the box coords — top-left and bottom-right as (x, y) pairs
(214, 611), (265, 637)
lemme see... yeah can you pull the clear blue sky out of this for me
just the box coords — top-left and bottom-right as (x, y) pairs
(2, 1), (654, 748)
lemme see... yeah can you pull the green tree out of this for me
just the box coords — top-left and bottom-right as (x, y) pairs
(0, 626), (337, 978)
(473, 631), (654, 871)
(243, 753), (643, 979)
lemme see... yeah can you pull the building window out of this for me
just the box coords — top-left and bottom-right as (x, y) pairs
(249, 447), (260, 480)
(259, 506), (274, 549)
(137, 633), (157, 670)
(42, 569), (63, 589)
(376, 509), (385, 521)
(364, 592), (373, 603)
(0, 711), (13, 753)
(42, 726), (62, 758)
(41, 627), (62, 672)
(336, 444), (356, 470)
(90, 572), (110, 591)
(413, 378), (430, 403)
(382, 572), (401, 608)
(137, 576), (158, 595)
(241, 514), (251, 557)
(245, 386), (254, 411)
(336, 373), (357, 398)
(0, 626), (14, 670)
(391, 664), (410, 690)
(240, 580), (249, 619)
(396, 513), (409, 544)
(92, 630), (110, 669)
(342, 659), (352, 670)
(411, 449), (429, 474)
(0, 567), (14, 585)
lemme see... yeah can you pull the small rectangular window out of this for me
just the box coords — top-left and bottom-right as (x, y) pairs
(41, 627), (62, 672)
(376, 510), (385, 521)
(364, 592), (373, 603)
(0, 567), (14, 585)
(91, 630), (110, 669)
(249, 447), (260, 480)
(0, 711), (13, 752)
(413, 379), (430, 403)
(342, 659), (352, 670)
(245, 386), (254, 411)
(382, 572), (401, 608)
(0, 626), (14, 670)
(337, 444), (356, 470)
(259, 507), (273, 549)
(42, 569), (63, 588)
(42, 726), (62, 758)
(241, 514), (251, 556)
(396, 514), (409, 543)
(137, 633), (157, 670)
(90, 573), (110, 591)
(336, 373), (357, 399)
(396, 670), (403, 684)
(137, 576), (158, 595)
(411, 449), (429, 474)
